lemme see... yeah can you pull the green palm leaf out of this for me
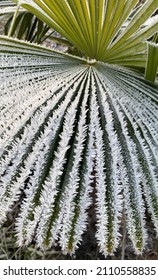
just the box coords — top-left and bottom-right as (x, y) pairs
(12, 0), (158, 69)
(0, 0), (51, 44)
(145, 41), (158, 83)
(0, 36), (158, 255)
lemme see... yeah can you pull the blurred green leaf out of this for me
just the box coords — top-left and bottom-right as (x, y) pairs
(145, 41), (158, 83)
(1, 0), (51, 43)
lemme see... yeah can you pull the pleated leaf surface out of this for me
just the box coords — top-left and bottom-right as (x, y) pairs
(0, 37), (158, 255)
(12, 0), (158, 68)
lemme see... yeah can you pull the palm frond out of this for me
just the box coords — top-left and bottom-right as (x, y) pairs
(145, 41), (158, 82)
(12, 0), (158, 69)
(0, 36), (158, 255)
(0, 0), (51, 44)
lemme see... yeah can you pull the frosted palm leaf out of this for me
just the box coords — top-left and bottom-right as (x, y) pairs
(0, 37), (158, 256)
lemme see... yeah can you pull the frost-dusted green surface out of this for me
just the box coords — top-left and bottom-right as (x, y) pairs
(0, 38), (158, 255)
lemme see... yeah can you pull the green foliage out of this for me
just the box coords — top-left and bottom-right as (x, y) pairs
(0, 0), (158, 257)
(0, 0), (51, 43)
(5, 11), (50, 43)
(145, 41), (158, 82)
(13, 0), (158, 70)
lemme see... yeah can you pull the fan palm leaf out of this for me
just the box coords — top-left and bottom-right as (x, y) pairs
(0, 0), (158, 256)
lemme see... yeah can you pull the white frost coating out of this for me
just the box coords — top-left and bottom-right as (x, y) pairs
(14, 90), (77, 245)
(0, 68), (85, 178)
(19, 74), (88, 244)
(97, 65), (158, 142)
(0, 39), (158, 255)
(95, 69), (147, 252)
(1, 74), (86, 239)
(101, 68), (158, 164)
(35, 74), (88, 248)
(117, 79), (158, 128)
(106, 84), (158, 234)
(89, 74), (108, 253)
(0, 90), (72, 191)
(57, 73), (90, 252)
(0, 82), (57, 146)
(120, 100), (158, 180)
(0, 54), (86, 227)
(0, 64), (84, 147)
(93, 72), (123, 254)
(69, 82), (96, 253)
(113, 106), (147, 252)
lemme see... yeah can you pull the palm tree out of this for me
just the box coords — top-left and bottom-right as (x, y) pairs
(0, 0), (158, 257)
